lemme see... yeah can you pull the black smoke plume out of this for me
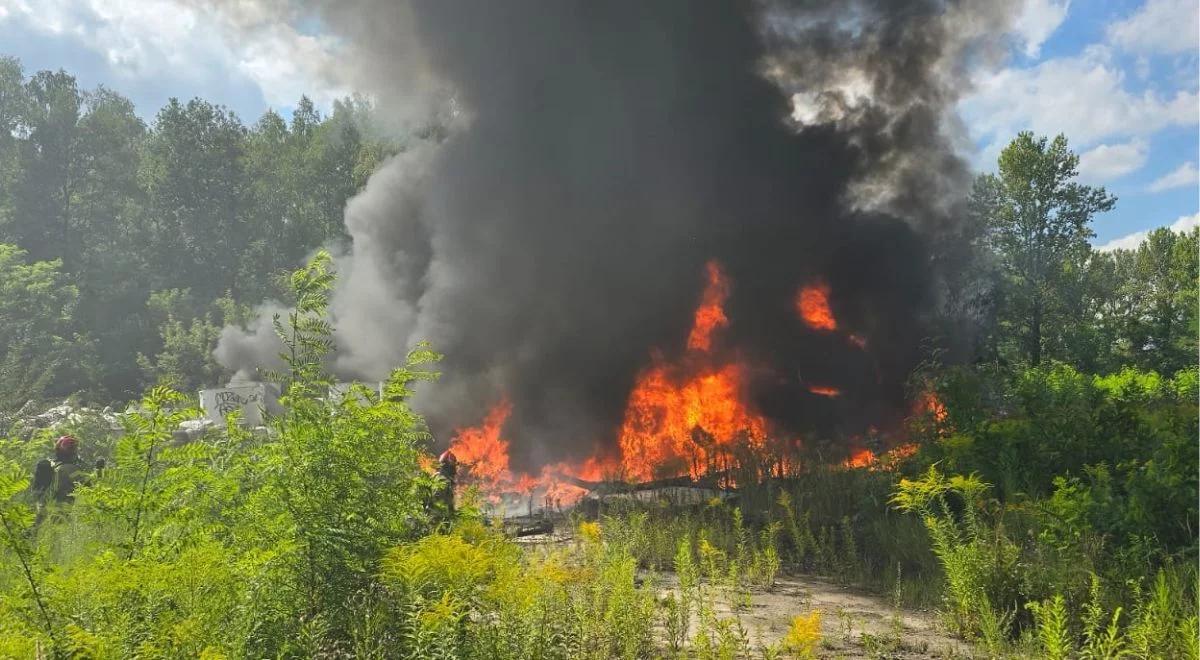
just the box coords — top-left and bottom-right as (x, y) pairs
(217, 0), (1017, 469)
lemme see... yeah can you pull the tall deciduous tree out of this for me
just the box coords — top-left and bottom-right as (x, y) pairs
(141, 98), (248, 299)
(10, 70), (81, 265)
(971, 133), (1116, 366)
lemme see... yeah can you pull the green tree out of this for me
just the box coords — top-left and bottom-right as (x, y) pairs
(971, 133), (1116, 366)
(135, 289), (245, 392)
(0, 57), (29, 236)
(0, 244), (94, 411)
(141, 98), (248, 299)
(8, 70), (82, 264)
(1103, 228), (1198, 373)
(70, 87), (151, 399)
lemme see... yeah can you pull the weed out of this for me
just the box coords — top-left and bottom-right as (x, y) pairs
(783, 609), (822, 659)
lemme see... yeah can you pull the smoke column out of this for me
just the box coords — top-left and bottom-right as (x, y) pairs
(217, 0), (1017, 470)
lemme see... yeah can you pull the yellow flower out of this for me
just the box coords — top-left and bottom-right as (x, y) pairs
(578, 520), (602, 544)
(783, 609), (822, 658)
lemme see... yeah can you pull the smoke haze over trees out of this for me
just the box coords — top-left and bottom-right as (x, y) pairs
(0, 54), (398, 406)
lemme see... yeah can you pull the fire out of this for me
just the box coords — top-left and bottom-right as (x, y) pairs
(449, 399), (513, 485)
(917, 391), (948, 423)
(618, 361), (767, 481)
(845, 447), (876, 468)
(686, 260), (730, 352)
(447, 402), (623, 506)
(796, 282), (837, 331)
(540, 453), (622, 505)
(843, 442), (919, 470)
(447, 262), (910, 506)
(617, 261), (769, 481)
(890, 443), (918, 460)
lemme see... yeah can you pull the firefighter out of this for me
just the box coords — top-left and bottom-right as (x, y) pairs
(437, 449), (458, 516)
(31, 434), (98, 504)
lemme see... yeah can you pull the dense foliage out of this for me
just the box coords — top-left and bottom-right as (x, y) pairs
(0, 56), (405, 407)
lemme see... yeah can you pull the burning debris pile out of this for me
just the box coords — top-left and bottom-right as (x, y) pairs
(216, 0), (1011, 501)
(446, 258), (941, 507)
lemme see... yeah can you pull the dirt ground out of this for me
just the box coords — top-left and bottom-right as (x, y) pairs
(514, 528), (977, 658)
(654, 572), (978, 659)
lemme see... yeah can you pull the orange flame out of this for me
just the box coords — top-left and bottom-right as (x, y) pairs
(616, 261), (771, 482)
(845, 447), (876, 468)
(448, 401), (624, 506)
(450, 399), (513, 485)
(539, 453), (623, 505)
(449, 263), (911, 506)
(618, 362), (767, 481)
(917, 391), (948, 423)
(843, 442), (919, 470)
(796, 282), (837, 331)
(687, 260), (730, 352)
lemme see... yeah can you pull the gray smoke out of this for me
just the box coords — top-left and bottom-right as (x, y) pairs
(217, 0), (1019, 469)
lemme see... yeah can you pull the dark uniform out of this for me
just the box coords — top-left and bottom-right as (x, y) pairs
(32, 435), (90, 505)
(437, 449), (458, 516)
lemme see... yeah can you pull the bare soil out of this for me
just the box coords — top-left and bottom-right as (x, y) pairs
(514, 528), (977, 658)
(654, 572), (978, 659)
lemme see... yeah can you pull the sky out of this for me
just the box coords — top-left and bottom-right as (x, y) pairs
(0, 0), (1196, 250)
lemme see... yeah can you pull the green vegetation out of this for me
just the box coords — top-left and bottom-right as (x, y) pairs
(0, 56), (1195, 658)
(0, 56), (408, 407)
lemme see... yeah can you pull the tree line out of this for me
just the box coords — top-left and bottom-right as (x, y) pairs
(963, 133), (1196, 376)
(0, 57), (403, 411)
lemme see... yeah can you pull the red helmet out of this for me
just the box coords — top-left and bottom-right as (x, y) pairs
(438, 449), (457, 465)
(55, 434), (78, 455)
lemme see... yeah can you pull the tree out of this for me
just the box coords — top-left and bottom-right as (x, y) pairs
(0, 57), (27, 254)
(141, 98), (248, 299)
(9, 70), (81, 264)
(971, 133), (1116, 365)
(135, 289), (244, 392)
(0, 58), (407, 410)
(70, 87), (151, 398)
(0, 244), (95, 410)
(1101, 227), (1199, 373)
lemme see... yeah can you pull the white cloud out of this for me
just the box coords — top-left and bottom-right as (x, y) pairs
(1013, 0), (1070, 58)
(962, 46), (1198, 162)
(0, 0), (349, 111)
(1097, 212), (1199, 251)
(1147, 161), (1199, 192)
(1107, 0), (1200, 55)
(1077, 139), (1149, 183)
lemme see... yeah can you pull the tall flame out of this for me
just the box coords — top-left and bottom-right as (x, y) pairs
(686, 260), (730, 352)
(796, 282), (837, 331)
(449, 399), (513, 485)
(618, 362), (767, 481)
(618, 259), (768, 481)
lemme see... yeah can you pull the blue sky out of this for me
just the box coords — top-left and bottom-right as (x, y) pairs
(1, 0), (1195, 249)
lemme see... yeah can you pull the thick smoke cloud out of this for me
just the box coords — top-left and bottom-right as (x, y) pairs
(218, 0), (1017, 469)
